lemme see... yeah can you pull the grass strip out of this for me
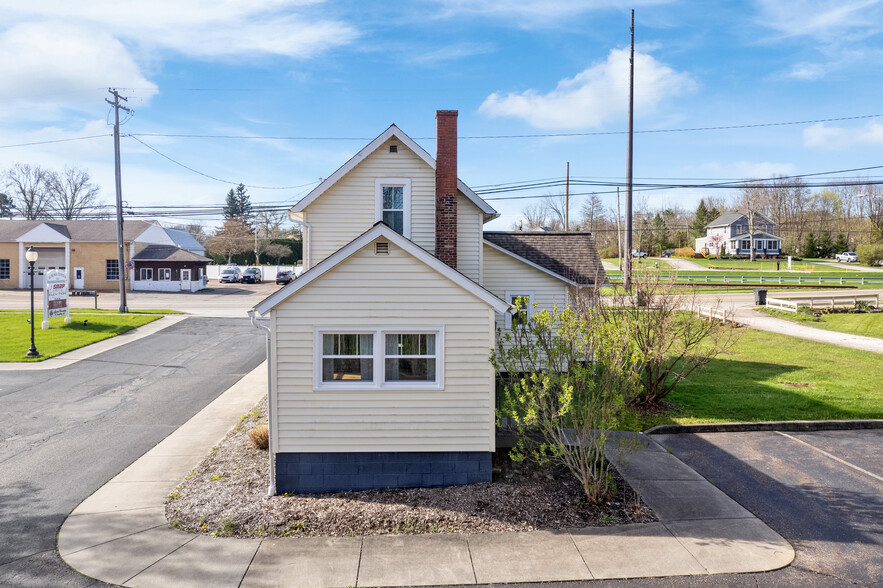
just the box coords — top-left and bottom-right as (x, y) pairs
(757, 307), (883, 339)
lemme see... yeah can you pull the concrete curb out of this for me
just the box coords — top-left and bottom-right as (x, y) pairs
(0, 314), (189, 371)
(58, 364), (795, 587)
(646, 419), (883, 435)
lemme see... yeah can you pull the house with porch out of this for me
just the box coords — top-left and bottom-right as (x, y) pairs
(252, 111), (607, 495)
(695, 211), (782, 257)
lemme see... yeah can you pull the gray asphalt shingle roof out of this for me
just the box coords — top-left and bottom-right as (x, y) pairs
(483, 231), (607, 286)
(0, 219), (154, 242)
(132, 245), (211, 262)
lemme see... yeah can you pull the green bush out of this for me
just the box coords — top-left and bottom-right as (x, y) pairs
(857, 243), (883, 267)
(598, 244), (620, 259)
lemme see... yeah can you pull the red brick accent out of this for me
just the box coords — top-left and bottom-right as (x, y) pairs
(436, 110), (458, 269)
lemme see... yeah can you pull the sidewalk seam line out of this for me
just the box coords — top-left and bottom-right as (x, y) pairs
(567, 531), (595, 580)
(354, 536), (364, 587)
(660, 521), (709, 574)
(121, 534), (197, 585)
(774, 431), (883, 482)
(237, 538), (263, 588)
(60, 523), (168, 558)
(464, 534), (478, 584)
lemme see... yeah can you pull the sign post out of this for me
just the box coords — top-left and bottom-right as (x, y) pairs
(42, 269), (71, 329)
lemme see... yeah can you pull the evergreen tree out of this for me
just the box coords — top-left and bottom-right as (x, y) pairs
(802, 232), (818, 258)
(0, 192), (13, 218)
(818, 232), (834, 258)
(224, 188), (239, 219)
(223, 183), (253, 226)
(692, 200), (710, 237)
(834, 233), (849, 253)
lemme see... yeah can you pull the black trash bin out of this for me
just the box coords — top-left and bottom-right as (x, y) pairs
(754, 288), (767, 305)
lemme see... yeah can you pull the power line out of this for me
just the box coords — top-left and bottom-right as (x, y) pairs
(0, 134), (112, 149)
(125, 135), (319, 191)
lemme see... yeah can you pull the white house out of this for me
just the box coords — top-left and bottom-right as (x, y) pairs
(252, 111), (607, 494)
(695, 211), (782, 256)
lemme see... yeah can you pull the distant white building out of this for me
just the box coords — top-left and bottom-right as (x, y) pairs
(695, 211), (782, 256)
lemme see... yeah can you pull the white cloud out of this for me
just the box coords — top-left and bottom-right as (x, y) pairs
(803, 121), (883, 149)
(479, 48), (695, 129)
(785, 62), (829, 80)
(429, 0), (670, 26)
(0, 1), (357, 59)
(0, 22), (157, 120)
(688, 161), (797, 180)
(754, 0), (883, 41)
(406, 42), (495, 66)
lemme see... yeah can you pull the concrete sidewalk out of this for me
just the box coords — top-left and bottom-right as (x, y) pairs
(58, 364), (794, 587)
(734, 307), (883, 353)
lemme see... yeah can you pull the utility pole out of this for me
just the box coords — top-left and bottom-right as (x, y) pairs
(564, 162), (570, 231)
(748, 205), (756, 262)
(106, 88), (131, 312)
(617, 187), (623, 271)
(624, 9), (635, 290)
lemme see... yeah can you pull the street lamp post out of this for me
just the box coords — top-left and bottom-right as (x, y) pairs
(25, 247), (40, 358)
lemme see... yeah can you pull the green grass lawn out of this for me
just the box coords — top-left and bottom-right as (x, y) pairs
(686, 258), (860, 272)
(0, 308), (183, 314)
(1, 311), (162, 362)
(601, 257), (673, 268)
(758, 308), (883, 339)
(623, 328), (883, 430)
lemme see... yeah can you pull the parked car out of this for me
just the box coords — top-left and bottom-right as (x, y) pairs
(835, 251), (858, 263)
(241, 267), (263, 283)
(631, 249), (648, 258)
(661, 249), (673, 258)
(219, 267), (242, 283)
(276, 270), (294, 285)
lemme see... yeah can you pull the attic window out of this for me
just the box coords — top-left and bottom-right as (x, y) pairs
(389, 145), (398, 153)
(375, 242), (390, 255)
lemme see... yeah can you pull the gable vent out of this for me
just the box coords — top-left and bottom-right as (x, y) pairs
(389, 144), (398, 153)
(374, 241), (390, 255)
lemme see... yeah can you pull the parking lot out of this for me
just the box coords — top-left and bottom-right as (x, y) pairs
(652, 429), (883, 586)
(0, 280), (283, 317)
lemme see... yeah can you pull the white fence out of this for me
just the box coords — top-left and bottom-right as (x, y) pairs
(697, 305), (736, 323)
(765, 293), (879, 313)
(205, 265), (303, 281)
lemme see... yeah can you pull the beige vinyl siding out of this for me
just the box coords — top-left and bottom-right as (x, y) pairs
(482, 243), (570, 335)
(457, 193), (482, 282)
(303, 138), (436, 266)
(273, 238), (496, 453)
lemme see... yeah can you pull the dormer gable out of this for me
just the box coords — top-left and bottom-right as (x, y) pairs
(16, 222), (71, 243)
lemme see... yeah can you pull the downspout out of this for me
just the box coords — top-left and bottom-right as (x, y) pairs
(288, 214), (312, 271)
(248, 309), (276, 497)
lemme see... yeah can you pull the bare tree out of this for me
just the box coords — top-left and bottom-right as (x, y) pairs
(518, 196), (565, 231)
(4, 163), (52, 219)
(578, 193), (605, 233)
(208, 219), (253, 264)
(264, 242), (293, 263)
(47, 166), (101, 219)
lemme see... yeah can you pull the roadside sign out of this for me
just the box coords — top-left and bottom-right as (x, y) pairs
(42, 269), (71, 329)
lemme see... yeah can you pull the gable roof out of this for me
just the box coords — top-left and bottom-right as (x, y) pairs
(483, 231), (608, 287)
(132, 245), (211, 262)
(254, 222), (510, 316)
(290, 124), (498, 219)
(0, 219), (154, 242)
(706, 211), (776, 229)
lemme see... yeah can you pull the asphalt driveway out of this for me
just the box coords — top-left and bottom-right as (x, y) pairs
(0, 317), (266, 587)
(651, 429), (883, 587)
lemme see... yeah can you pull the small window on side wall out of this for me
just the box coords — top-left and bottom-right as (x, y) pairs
(140, 268), (153, 281)
(106, 259), (119, 280)
(385, 333), (436, 382)
(322, 333), (374, 382)
(375, 178), (411, 237)
(505, 291), (534, 329)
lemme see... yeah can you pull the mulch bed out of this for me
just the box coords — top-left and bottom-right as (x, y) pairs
(165, 399), (656, 538)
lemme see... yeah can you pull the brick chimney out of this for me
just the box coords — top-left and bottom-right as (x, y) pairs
(435, 110), (458, 268)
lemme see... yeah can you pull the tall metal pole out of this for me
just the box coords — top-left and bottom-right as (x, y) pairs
(564, 162), (570, 231)
(617, 187), (623, 271)
(26, 254), (39, 358)
(107, 89), (131, 312)
(624, 9), (635, 291)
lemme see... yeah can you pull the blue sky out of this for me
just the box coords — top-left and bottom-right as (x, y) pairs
(2, 0), (883, 230)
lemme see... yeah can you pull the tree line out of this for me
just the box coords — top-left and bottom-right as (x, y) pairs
(520, 176), (883, 258)
(1, 163), (102, 220)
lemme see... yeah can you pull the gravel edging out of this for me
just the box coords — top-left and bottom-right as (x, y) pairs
(165, 398), (656, 538)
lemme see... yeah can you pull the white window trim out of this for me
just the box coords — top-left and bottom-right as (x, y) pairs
(314, 326), (444, 391)
(140, 268), (153, 281)
(375, 178), (412, 238)
(505, 291), (534, 329)
(159, 268), (171, 281)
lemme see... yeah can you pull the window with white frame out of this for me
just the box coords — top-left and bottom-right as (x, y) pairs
(159, 268), (171, 280)
(317, 329), (442, 388)
(755, 240), (763, 250)
(740, 239), (750, 250)
(505, 291), (534, 329)
(0, 259), (9, 280)
(375, 178), (411, 237)
(768, 240), (777, 250)
(106, 259), (119, 280)
(140, 268), (153, 281)
(385, 333), (437, 381)
(321, 333), (374, 382)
